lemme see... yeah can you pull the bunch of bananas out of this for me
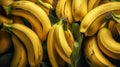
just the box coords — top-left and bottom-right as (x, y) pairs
(1, 0), (120, 67)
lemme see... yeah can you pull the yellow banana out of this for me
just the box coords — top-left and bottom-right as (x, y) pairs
(64, 28), (74, 50)
(72, 0), (87, 22)
(0, 31), (11, 54)
(47, 24), (59, 67)
(97, 27), (120, 60)
(11, 9), (43, 41)
(0, 0), (14, 6)
(11, 0), (51, 41)
(64, 0), (73, 23)
(54, 21), (72, 62)
(55, 0), (66, 20)
(0, 14), (13, 24)
(87, 0), (101, 11)
(42, 0), (53, 5)
(3, 23), (43, 67)
(11, 15), (24, 24)
(10, 34), (27, 67)
(84, 36), (116, 67)
(54, 39), (71, 64)
(84, 13), (107, 36)
(80, 2), (120, 34)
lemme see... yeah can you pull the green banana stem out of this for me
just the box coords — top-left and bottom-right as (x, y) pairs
(111, 12), (120, 23)
(1, 23), (12, 34)
(2, 6), (12, 15)
(38, 0), (53, 9)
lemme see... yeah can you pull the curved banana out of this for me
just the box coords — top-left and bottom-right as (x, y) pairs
(3, 23), (43, 67)
(0, 14), (13, 24)
(42, 0), (53, 5)
(84, 13), (107, 36)
(97, 27), (120, 60)
(0, 0), (14, 6)
(80, 2), (120, 33)
(47, 24), (59, 67)
(84, 36), (116, 67)
(0, 31), (11, 54)
(11, 9), (43, 41)
(11, 0), (51, 41)
(10, 34), (27, 67)
(87, 0), (101, 12)
(55, 0), (67, 20)
(54, 21), (72, 63)
(72, 0), (87, 22)
(64, 28), (74, 50)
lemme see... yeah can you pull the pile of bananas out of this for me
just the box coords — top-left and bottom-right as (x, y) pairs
(0, 0), (120, 67)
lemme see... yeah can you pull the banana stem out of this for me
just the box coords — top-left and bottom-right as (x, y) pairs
(1, 23), (12, 34)
(38, 0), (52, 9)
(2, 6), (12, 15)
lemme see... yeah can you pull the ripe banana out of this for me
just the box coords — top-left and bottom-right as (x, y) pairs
(0, 31), (11, 54)
(3, 23), (43, 67)
(87, 0), (101, 12)
(10, 34), (27, 67)
(0, 14), (13, 24)
(42, 0), (53, 5)
(64, 28), (74, 50)
(0, 0), (14, 6)
(54, 21), (72, 63)
(47, 24), (59, 67)
(11, 0), (51, 41)
(84, 13), (107, 36)
(11, 9), (43, 41)
(72, 0), (87, 22)
(80, 2), (120, 34)
(84, 36), (116, 67)
(56, 0), (73, 23)
(97, 27), (120, 60)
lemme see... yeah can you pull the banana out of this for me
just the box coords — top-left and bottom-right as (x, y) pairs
(55, 0), (67, 20)
(54, 20), (72, 63)
(64, 0), (73, 23)
(0, 14), (13, 24)
(72, 0), (87, 22)
(11, 15), (24, 24)
(115, 23), (120, 35)
(0, 0), (14, 6)
(11, 0), (51, 41)
(64, 28), (74, 50)
(84, 36), (116, 67)
(0, 31), (11, 54)
(2, 23), (43, 67)
(54, 38), (71, 64)
(10, 34), (27, 67)
(11, 9), (43, 41)
(87, 0), (101, 12)
(80, 2), (120, 34)
(84, 13), (107, 36)
(47, 24), (59, 67)
(97, 27), (120, 60)
(42, 0), (53, 5)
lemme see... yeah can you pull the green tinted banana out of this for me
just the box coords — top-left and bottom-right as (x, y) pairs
(47, 24), (59, 67)
(72, 0), (87, 22)
(11, 0), (51, 41)
(80, 2), (120, 34)
(84, 36), (115, 67)
(97, 27), (120, 60)
(3, 23), (43, 67)
(11, 34), (27, 67)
